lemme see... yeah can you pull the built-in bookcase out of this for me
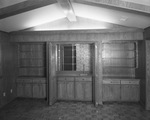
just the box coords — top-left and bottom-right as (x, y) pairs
(102, 41), (137, 78)
(18, 43), (46, 77)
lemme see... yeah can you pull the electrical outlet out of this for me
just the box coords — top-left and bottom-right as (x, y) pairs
(10, 89), (13, 93)
(3, 92), (6, 97)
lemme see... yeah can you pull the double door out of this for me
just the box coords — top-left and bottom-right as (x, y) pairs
(58, 76), (92, 101)
(102, 79), (140, 102)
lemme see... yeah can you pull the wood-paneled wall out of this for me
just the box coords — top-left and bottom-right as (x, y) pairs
(10, 30), (143, 105)
(0, 32), (17, 108)
(10, 31), (143, 42)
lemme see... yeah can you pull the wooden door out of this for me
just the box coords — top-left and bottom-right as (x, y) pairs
(92, 42), (103, 105)
(48, 43), (57, 105)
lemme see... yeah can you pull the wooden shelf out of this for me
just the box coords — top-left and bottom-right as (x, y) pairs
(18, 43), (46, 77)
(102, 41), (137, 78)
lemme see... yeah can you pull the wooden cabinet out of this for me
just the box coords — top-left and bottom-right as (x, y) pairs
(75, 77), (92, 101)
(121, 80), (140, 101)
(102, 79), (120, 101)
(57, 76), (92, 101)
(16, 78), (46, 98)
(102, 79), (140, 102)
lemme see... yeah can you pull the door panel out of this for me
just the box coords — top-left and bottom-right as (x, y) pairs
(92, 42), (103, 105)
(49, 43), (57, 105)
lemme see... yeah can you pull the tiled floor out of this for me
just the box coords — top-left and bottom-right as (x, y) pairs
(0, 99), (150, 120)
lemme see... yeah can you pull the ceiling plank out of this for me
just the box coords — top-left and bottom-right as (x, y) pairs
(72, 0), (150, 16)
(57, 0), (77, 22)
(0, 0), (56, 19)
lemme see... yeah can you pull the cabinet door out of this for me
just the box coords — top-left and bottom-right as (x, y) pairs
(17, 83), (24, 97)
(24, 83), (32, 97)
(58, 81), (66, 100)
(84, 82), (92, 101)
(102, 80), (120, 101)
(33, 83), (39, 98)
(121, 84), (139, 101)
(41, 84), (46, 98)
(75, 81), (84, 100)
(33, 79), (46, 98)
(66, 81), (74, 100)
(103, 84), (120, 101)
(75, 77), (92, 101)
(66, 77), (74, 100)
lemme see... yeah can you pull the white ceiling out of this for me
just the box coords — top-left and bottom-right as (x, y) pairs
(0, 1), (150, 32)
(29, 17), (140, 32)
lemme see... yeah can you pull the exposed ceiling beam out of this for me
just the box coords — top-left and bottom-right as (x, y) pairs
(0, 0), (56, 19)
(72, 0), (150, 16)
(57, 0), (77, 22)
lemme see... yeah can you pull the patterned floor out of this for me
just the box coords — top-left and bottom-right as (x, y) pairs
(0, 99), (150, 120)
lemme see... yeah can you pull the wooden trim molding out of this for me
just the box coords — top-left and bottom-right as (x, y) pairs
(0, 0), (56, 19)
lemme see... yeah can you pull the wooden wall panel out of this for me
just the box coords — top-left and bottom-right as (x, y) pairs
(10, 31), (143, 42)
